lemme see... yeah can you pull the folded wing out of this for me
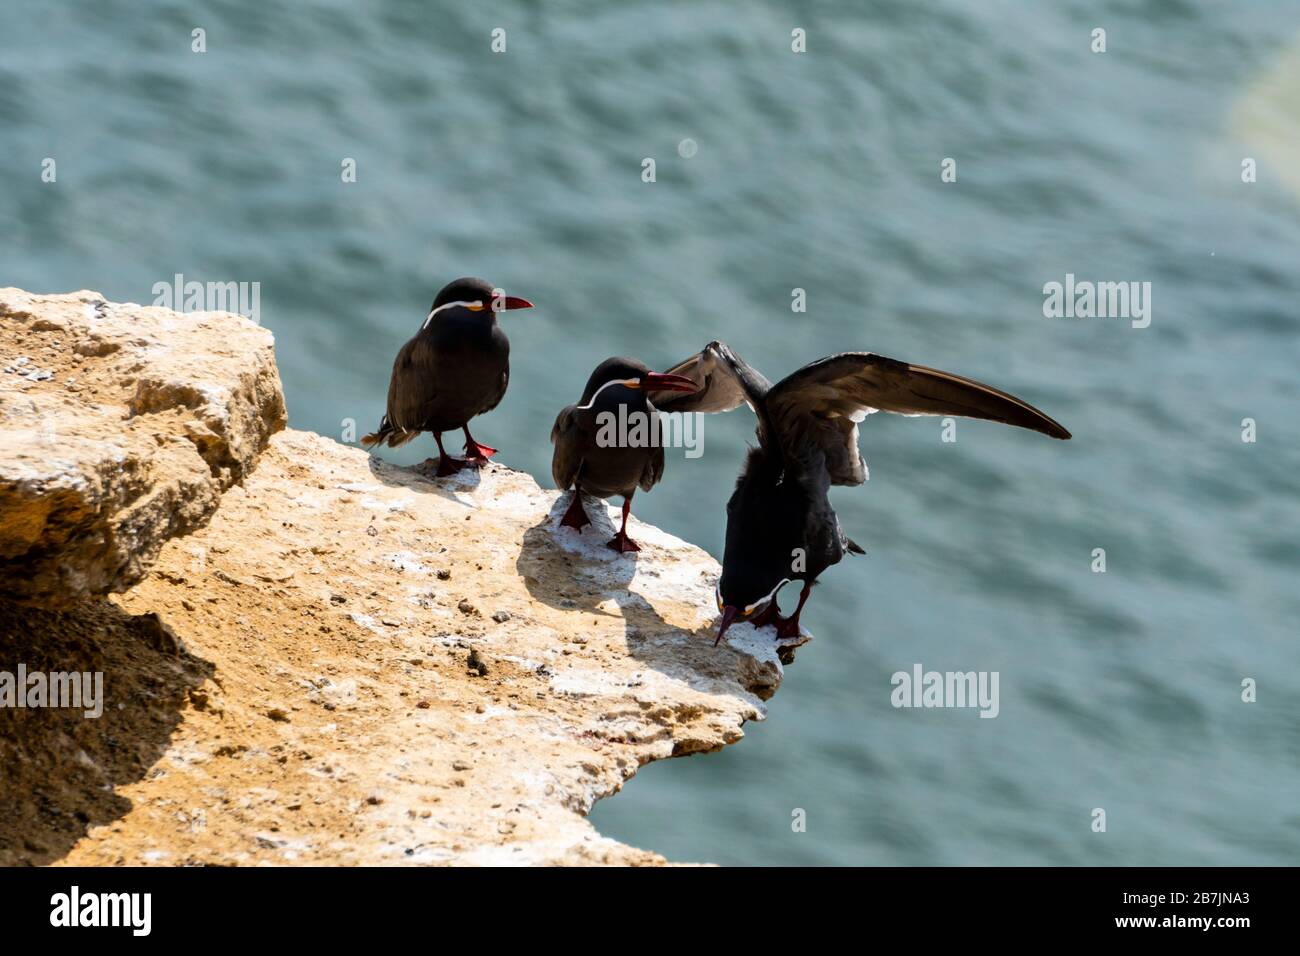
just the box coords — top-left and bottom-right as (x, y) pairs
(550, 405), (584, 491)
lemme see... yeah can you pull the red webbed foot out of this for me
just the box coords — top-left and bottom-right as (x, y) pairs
(434, 455), (475, 477)
(774, 615), (803, 641)
(606, 531), (641, 553)
(607, 498), (641, 554)
(560, 492), (592, 531)
(774, 583), (812, 640)
(464, 440), (497, 464)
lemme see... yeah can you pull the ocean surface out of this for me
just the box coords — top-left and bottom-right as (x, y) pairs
(4, 1), (1298, 865)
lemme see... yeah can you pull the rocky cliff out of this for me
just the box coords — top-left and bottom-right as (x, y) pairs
(0, 289), (284, 607)
(0, 289), (805, 866)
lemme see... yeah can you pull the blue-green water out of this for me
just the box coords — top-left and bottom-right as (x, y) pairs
(4, 1), (1298, 865)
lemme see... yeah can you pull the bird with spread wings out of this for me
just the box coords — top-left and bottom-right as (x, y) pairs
(646, 341), (1071, 645)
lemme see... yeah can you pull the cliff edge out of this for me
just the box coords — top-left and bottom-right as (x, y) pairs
(0, 289), (804, 866)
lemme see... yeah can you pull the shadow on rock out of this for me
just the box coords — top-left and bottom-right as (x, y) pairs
(0, 600), (215, 865)
(365, 453), (484, 505)
(517, 495), (787, 704)
(517, 493), (641, 616)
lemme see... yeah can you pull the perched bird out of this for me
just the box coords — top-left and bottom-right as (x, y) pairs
(362, 277), (533, 475)
(550, 357), (699, 552)
(651, 342), (1071, 644)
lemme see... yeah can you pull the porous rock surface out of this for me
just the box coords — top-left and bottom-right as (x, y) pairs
(0, 289), (285, 607)
(0, 290), (805, 866)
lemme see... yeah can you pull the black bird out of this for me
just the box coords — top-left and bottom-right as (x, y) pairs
(651, 342), (1071, 644)
(550, 357), (699, 552)
(362, 277), (532, 475)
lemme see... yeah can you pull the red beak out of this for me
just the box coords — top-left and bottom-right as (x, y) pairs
(642, 372), (699, 394)
(496, 295), (534, 312)
(714, 606), (740, 647)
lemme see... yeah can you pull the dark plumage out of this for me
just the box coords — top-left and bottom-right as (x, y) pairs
(651, 341), (1071, 643)
(550, 357), (698, 552)
(362, 277), (532, 475)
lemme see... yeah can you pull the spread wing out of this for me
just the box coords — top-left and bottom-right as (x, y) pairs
(550, 404), (584, 491)
(765, 352), (1071, 486)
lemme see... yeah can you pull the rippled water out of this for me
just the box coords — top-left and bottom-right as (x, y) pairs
(4, 1), (1298, 865)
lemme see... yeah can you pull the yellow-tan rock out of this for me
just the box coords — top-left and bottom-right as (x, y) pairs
(0, 289), (286, 607)
(0, 289), (805, 866)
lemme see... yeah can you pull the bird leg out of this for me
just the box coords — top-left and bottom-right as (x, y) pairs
(462, 425), (497, 465)
(432, 432), (474, 477)
(749, 597), (781, 629)
(559, 490), (592, 531)
(606, 497), (641, 553)
(774, 583), (811, 640)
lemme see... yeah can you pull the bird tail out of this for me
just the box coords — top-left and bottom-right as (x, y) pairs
(361, 415), (419, 449)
